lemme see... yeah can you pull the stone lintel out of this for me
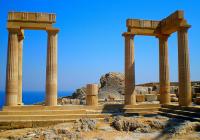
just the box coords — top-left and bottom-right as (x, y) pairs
(156, 34), (170, 39)
(7, 22), (53, 30)
(126, 10), (191, 36)
(7, 12), (57, 30)
(160, 10), (184, 27)
(7, 27), (20, 33)
(160, 20), (191, 35)
(126, 19), (160, 36)
(160, 10), (190, 34)
(126, 19), (160, 29)
(8, 12), (56, 23)
(130, 28), (158, 36)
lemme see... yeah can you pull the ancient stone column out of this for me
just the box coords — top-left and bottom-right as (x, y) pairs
(123, 33), (136, 105)
(158, 35), (170, 104)
(18, 32), (24, 105)
(46, 29), (59, 106)
(178, 27), (191, 106)
(86, 84), (98, 106)
(5, 28), (19, 106)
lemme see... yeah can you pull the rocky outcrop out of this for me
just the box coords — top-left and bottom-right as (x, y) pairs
(71, 72), (156, 101)
(73, 119), (97, 132)
(98, 72), (124, 100)
(112, 116), (166, 133)
(72, 87), (87, 100)
(1, 116), (200, 140)
(162, 119), (200, 138)
(70, 72), (200, 103)
(60, 98), (82, 105)
(71, 72), (125, 101)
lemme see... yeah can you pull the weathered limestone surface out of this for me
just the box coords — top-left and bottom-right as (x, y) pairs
(126, 19), (160, 36)
(124, 33), (136, 105)
(158, 35), (170, 104)
(5, 12), (59, 107)
(178, 27), (191, 106)
(136, 94), (145, 102)
(99, 72), (124, 100)
(86, 84), (98, 106)
(46, 29), (58, 106)
(7, 12), (56, 30)
(6, 28), (19, 106)
(123, 10), (192, 107)
(18, 33), (23, 105)
(3, 10), (193, 110)
(145, 94), (157, 102)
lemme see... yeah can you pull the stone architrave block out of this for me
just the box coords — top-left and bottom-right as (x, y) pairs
(136, 94), (145, 102)
(145, 94), (157, 102)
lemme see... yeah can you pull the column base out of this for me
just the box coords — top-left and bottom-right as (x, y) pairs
(160, 93), (171, 105)
(17, 102), (24, 106)
(125, 93), (136, 105)
(46, 94), (57, 106)
(179, 95), (192, 107)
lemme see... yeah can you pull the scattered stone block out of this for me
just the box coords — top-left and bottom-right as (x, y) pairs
(145, 94), (157, 102)
(71, 99), (80, 105)
(108, 95), (115, 101)
(157, 94), (160, 101)
(195, 93), (200, 98)
(170, 94), (177, 98)
(149, 91), (158, 95)
(62, 98), (70, 104)
(194, 97), (200, 105)
(11, 121), (32, 129)
(0, 122), (11, 130)
(136, 94), (145, 102)
(171, 97), (178, 102)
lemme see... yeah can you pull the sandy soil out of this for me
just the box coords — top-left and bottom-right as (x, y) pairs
(0, 117), (200, 140)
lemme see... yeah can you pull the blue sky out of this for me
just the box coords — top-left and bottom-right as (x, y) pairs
(0, 0), (199, 91)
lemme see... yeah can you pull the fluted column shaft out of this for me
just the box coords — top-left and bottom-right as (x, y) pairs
(18, 37), (23, 105)
(6, 29), (19, 106)
(158, 35), (170, 104)
(46, 30), (58, 106)
(124, 33), (136, 105)
(178, 27), (191, 106)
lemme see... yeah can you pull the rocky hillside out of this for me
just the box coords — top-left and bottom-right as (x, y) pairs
(98, 72), (124, 100)
(71, 72), (125, 100)
(71, 72), (200, 101)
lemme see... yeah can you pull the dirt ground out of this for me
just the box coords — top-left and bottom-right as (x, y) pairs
(0, 117), (200, 140)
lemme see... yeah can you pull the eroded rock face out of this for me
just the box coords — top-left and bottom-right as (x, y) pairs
(74, 119), (97, 132)
(72, 87), (87, 100)
(111, 116), (166, 133)
(61, 98), (81, 105)
(135, 86), (151, 95)
(70, 72), (200, 102)
(2, 117), (200, 140)
(56, 128), (80, 139)
(71, 72), (125, 101)
(162, 119), (200, 138)
(99, 72), (125, 100)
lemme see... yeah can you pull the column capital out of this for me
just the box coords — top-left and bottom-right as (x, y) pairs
(178, 25), (191, 32)
(7, 28), (20, 33)
(156, 34), (170, 40)
(46, 28), (59, 34)
(122, 32), (135, 38)
(18, 30), (24, 41)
